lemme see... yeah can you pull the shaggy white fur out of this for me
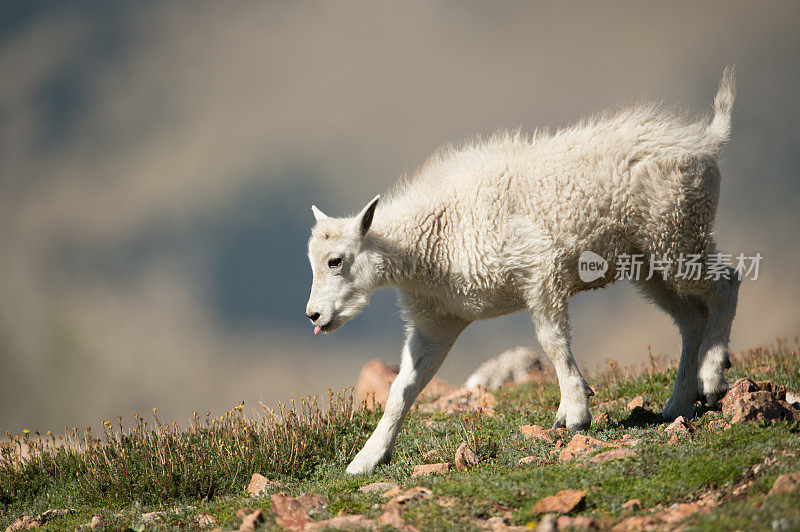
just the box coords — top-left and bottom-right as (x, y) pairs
(306, 69), (738, 475)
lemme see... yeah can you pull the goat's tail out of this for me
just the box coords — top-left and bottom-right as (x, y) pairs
(705, 66), (736, 151)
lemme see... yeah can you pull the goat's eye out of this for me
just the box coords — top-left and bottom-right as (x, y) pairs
(328, 257), (342, 268)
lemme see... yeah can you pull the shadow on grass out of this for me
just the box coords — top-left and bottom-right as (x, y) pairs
(618, 407), (664, 428)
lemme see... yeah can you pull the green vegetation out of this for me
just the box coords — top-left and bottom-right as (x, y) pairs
(2, 340), (799, 530)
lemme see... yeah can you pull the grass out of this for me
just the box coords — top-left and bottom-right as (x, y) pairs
(2, 338), (799, 530)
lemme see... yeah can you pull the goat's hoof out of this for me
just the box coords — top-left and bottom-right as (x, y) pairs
(700, 388), (728, 409)
(662, 394), (698, 421)
(346, 459), (376, 476)
(552, 417), (566, 429)
(566, 419), (591, 431)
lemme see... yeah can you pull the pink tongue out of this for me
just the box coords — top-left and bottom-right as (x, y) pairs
(314, 325), (322, 335)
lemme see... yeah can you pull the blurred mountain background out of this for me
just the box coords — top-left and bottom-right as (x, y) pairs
(1, 1), (798, 432)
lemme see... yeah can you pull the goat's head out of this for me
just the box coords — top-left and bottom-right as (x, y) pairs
(305, 195), (380, 334)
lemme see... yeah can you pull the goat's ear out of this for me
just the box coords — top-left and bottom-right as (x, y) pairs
(355, 195), (380, 237)
(311, 205), (328, 222)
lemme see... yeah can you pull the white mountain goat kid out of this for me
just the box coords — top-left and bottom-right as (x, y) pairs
(306, 69), (738, 475)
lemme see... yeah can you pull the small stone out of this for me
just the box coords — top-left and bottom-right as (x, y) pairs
(627, 396), (646, 411)
(731, 391), (794, 424)
(423, 449), (439, 460)
(589, 447), (637, 464)
(455, 442), (480, 471)
(592, 411), (610, 425)
(520, 424), (554, 443)
(721, 378), (759, 416)
(306, 514), (379, 531)
(518, 456), (548, 466)
(532, 489), (586, 514)
(89, 515), (104, 530)
(5, 516), (37, 531)
(359, 482), (398, 494)
(270, 493), (310, 531)
(755, 381), (786, 401)
(196, 513), (217, 527)
(557, 515), (596, 529)
(296, 493), (329, 515)
(411, 462), (452, 477)
(239, 509), (265, 531)
(768, 472), (800, 496)
(141, 512), (162, 523)
(621, 499), (642, 511)
(657, 502), (701, 524)
(559, 434), (615, 462)
(246, 472), (277, 497)
(665, 416), (691, 435)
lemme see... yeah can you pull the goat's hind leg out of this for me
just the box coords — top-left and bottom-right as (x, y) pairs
(635, 277), (708, 420)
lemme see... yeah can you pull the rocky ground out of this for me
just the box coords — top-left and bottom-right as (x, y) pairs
(2, 341), (800, 531)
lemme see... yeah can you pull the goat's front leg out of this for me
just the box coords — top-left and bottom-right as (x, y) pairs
(346, 314), (467, 475)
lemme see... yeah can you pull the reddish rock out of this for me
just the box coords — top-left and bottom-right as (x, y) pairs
(592, 411), (610, 425)
(559, 434), (616, 462)
(518, 456), (548, 466)
(519, 424), (565, 444)
(246, 473), (278, 497)
(306, 515), (378, 531)
(627, 396), (647, 411)
(196, 513), (217, 527)
(768, 472), (800, 496)
(664, 416), (691, 435)
(418, 387), (497, 415)
(359, 482), (398, 494)
(589, 447), (637, 464)
(296, 493), (329, 515)
(755, 381), (786, 401)
(355, 359), (455, 408)
(235, 508), (254, 519)
(616, 434), (642, 447)
(270, 493), (310, 531)
(657, 502), (702, 524)
(381, 485), (403, 499)
(612, 515), (657, 531)
(387, 487), (433, 505)
(730, 391), (796, 424)
(720, 378), (758, 416)
(455, 442), (480, 471)
(621, 499), (642, 511)
(238, 509), (265, 532)
(5, 516), (39, 531)
(411, 462), (452, 477)
(532, 489), (586, 514)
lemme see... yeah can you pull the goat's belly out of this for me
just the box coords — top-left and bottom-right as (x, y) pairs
(443, 287), (524, 321)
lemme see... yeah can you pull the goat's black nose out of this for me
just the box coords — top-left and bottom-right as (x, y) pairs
(307, 312), (320, 322)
